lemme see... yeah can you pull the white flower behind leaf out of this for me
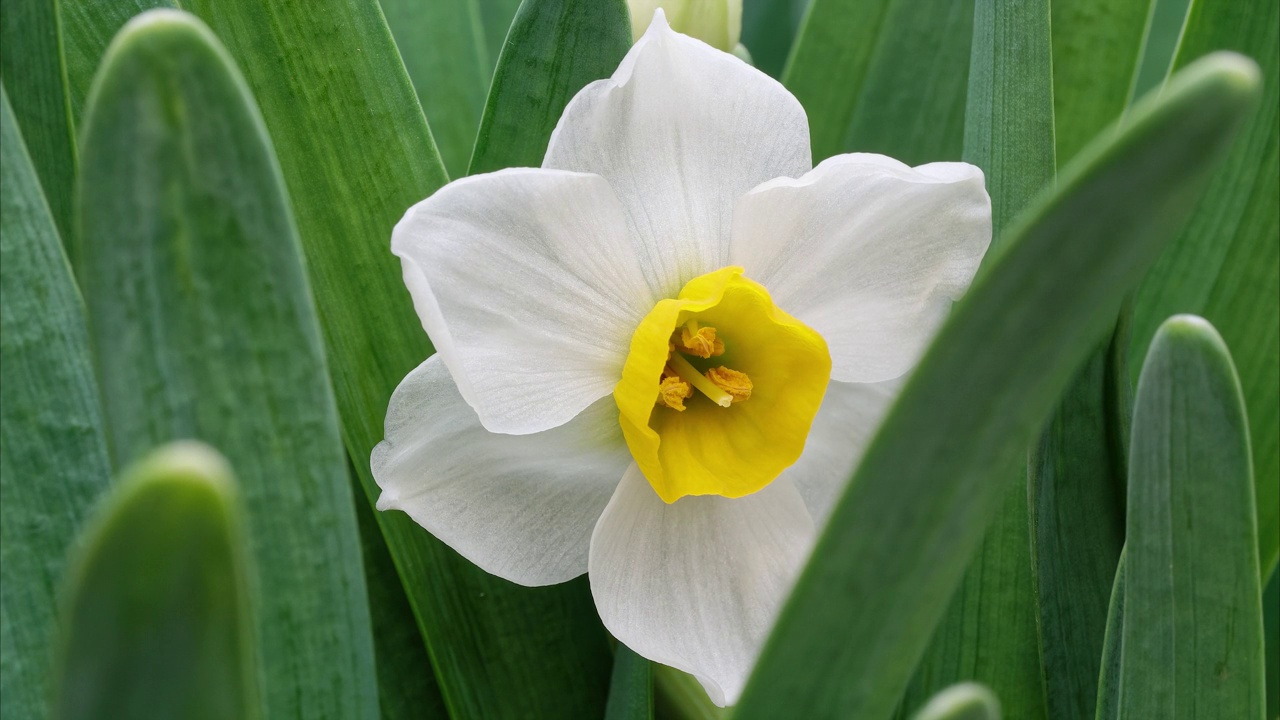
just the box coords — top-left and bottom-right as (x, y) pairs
(373, 10), (991, 707)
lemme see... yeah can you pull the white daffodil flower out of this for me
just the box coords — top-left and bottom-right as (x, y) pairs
(373, 10), (991, 707)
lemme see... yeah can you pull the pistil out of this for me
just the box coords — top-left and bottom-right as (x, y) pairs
(667, 353), (735, 407)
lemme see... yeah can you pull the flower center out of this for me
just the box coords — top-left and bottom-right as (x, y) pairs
(613, 267), (831, 503)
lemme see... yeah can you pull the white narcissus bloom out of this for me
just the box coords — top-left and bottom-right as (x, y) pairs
(373, 10), (991, 707)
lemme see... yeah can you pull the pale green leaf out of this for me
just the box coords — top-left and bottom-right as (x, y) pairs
(910, 684), (1002, 720)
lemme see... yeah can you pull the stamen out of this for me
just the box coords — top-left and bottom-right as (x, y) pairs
(706, 367), (752, 403)
(675, 320), (725, 358)
(667, 353), (734, 408)
(655, 372), (693, 411)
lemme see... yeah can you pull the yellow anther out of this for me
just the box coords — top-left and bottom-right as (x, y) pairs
(706, 367), (753, 404)
(655, 373), (693, 411)
(675, 320), (725, 358)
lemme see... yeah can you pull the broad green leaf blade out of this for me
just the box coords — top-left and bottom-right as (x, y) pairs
(478, 0), (523, 69)
(380, 0), (490, 177)
(468, 0), (630, 174)
(606, 646), (653, 720)
(353, 470), (448, 720)
(834, 0), (974, 165)
(1130, 0), (1280, 576)
(77, 12), (378, 718)
(1052, 0), (1153, 162)
(60, 0), (173, 123)
(900, 1), (1055, 716)
(1129, 0), (1192, 99)
(177, 0), (615, 714)
(1265, 568), (1279, 720)
(734, 52), (1260, 720)
(742, 0), (808, 79)
(1029, 344), (1129, 720)
(0, 84), (111, 720)
(0, 0), (78, 245)
(1121, 315), (1265, 719)
(910, 684), (1001, 720)
(1094, 550), (1126, 720)
(781, 0), (889, 160)
(782, 0), (973, 164)
(52, 442), (256, 720)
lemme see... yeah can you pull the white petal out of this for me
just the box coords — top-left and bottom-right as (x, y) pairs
(588, 465), (814, 706)
(373, 356), (632, 586)
(544, 9), (811, 300)
(730, 153), (992, 383)
(782, 377), (903, 524)
(393, 167), (657, 435)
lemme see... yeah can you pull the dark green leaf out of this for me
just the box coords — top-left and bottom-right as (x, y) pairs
(60, 0), (173, 123)
(606, 645), (653, 720)
(742, 0), (808, 79)
(1264, 568), (1279, 720)
(910, 684), (1001, 720)
(1129, 0), (1280, 577)
(468, 0), (631, 174)
(1051, 0), (1153, 163)
(353, 468), (448, 720)
(1120, 315), (1264, 719)
(177, 0), (616, 714)
(0, 84), (111, 720)
(77, 11), (378, 718)
(379, 0), (491, 177)
(734, 52), (1260, 720)
(0, 0), (78, 244)
(1129, 0), (1192, 99)
(52, 442), (256, 720)
(1094, 549), (1126, 720)
(478, 0), (524, 69)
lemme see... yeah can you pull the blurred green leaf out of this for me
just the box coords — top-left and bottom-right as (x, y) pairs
(1130, 0), (1192, 99)
(1052, 0), (1152, 163)
(52, 442), (256, 720)
(734, 52), (1260, 720)
(901, 0), (1055, 716)
(379, 0), (490, 177)
(469, 0), (630, 174)
(0, 84), (111, 720)
(1129, 0), (1280, 578)
(0, 0), (78, 245)
(479, 0), (523, 67)
(177, 0), (616, 714)
(606, 645), (653, 720)
(910, 684), (1001, 720)
(77, 11), (378, 718)
(783, 0), (973, 164)
(1120, 316), (1265, 719)
(653, 666), (726, 720)
(742, 0), (808, 79)
(60, 0), (173, 123)
(1263, 567), (1278, 720)
(1094, 550), (1126, 720)
(352, 468), (448, 720)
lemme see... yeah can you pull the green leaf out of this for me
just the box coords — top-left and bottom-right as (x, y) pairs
(900, 0), (1055, 716)
(353, 469), (448, 720)
(52, 442), (256, 720)
(742, 0), (808, 79)
(1129, 0), (1280, 577)
(1130, 0), (1192, 99)
(1029, 341), (1129, 720)
(478, 0), (524, 69)
(379, 0), (490, 177)
(606, 645), (653, 720)
(60, 0), (174, 123)
(176, 0), (616, 714)
(909, 684), (1001, 720)
(1051, 0), (1152, 162)
(653, 666), (726, 720)
(0, 84), (111, 720)
(1265, 568), (1279, 720)
(468, 0), (630, 174)
(783, 0), (973, 164)
(76, 11), (379, 718)
(1094, 549), (1126, 720)
(0, 0), (78, 245)
(734, 51), (1260, 720)
(1120, 315), (1265, 719)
